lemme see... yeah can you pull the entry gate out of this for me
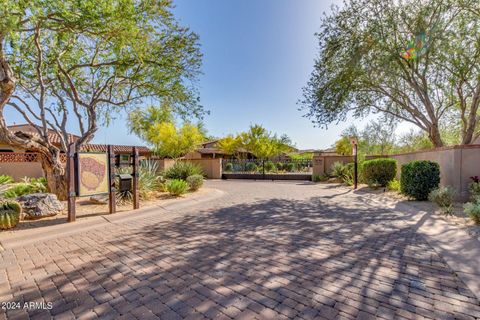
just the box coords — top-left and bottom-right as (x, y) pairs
(222, 159), (312, 181)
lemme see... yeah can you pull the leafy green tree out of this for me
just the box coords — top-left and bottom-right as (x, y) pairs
(217, 135), (243, 158)
(147, 122), (204, 159)
(300, 0), (480, 147)
(335, 136), (352, 155)
(0, 0), (203, 198)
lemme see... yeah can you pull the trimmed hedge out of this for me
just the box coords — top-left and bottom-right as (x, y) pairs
(401, 160), (440, 200)
(362, 158), (397, 187)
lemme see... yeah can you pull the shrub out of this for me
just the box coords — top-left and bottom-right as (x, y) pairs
(341, 163), (355, 186)
(165, 179), (188, 196)
(245, 162), (258, 172)
(330, 162), (346, 178)
(312, 174), (322, 182)
(186, 174), (203, 191)
(3, 182), (46, 199)
(284, 162), (296, 172)
(463, 201), (480, 225)
(387, 179), (401, 192)
(428, 187), (456, 216)
(468, 176), (480, 201)
(224, 162), (233, 172)
(0, 175), (13, 185)
(264, 161), (275, 172)
(400, 160), (440, 200)
(276, 163), (283, 171)
(165, 162), (203, 180)
(361, 158), (397, 187)
(0, 200), (22, 230)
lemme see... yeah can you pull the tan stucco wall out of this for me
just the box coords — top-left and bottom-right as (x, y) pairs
(370, 145), (480, 201)
(0, 162), (44, 181)
(153, 158), (222, 179)
(183, 159), (222, 179)
(313, 155), (354, 176)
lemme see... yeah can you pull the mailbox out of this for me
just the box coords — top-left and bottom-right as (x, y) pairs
(117, 174), (132, 192)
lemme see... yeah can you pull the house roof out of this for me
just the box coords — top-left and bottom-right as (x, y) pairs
(8, 124), (80, 145)
(6, 124), (152, 155)
(197, 148), (226, 154)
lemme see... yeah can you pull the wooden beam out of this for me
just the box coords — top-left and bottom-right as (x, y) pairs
(108, 145), (116, 214)
(132, 147), (139, 210)
(67, 143), (76, 222)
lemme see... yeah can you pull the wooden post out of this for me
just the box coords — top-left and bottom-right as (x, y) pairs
(132, 147), (140, 210)
(350, 137), (358, 190)
(354, 144), (358, 190)
(67, 143), (76, 222)
(108, 145), (116, 214)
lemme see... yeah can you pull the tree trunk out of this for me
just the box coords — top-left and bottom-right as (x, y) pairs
(40, 153), (68, 200)
(429, 124), (444, 148)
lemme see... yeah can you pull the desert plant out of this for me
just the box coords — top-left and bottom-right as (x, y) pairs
(0, 200), (22, 230)
(387, 179), (401, 192)
(284, 162), (296, 172)
(116, 190), (133, 205)
(3, 182), (47, 199)
(245, 162), (258, 172)
(0, 175), (13, 185)
(428, 187), (456, 216)
(117, 160), (163, 200)
(186, 174), (203, 191)
(312, 174), (322, 182)
(468, 176), (480, 201)
(166, 179), (188, 196)
(400, 160), (440, 200)
(165, 162), (203, 180)
(276, 162), (284, 171)
(341, 163), (355, 186)
(264, 161), (275, 172)
(463, 201), (480, 225)
(361, 158), (397, 187)
(224, 162), (234, 172)
(330, 161), (346, 178)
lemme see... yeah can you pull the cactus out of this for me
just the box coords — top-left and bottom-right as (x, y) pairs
(0, 201), (22, 230)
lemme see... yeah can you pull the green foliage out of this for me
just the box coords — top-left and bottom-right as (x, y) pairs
(341, 163), (355, 186)
(219, 125), (294, 160)
(464, 201), (480, 225)
(0, 201), (22, 230)
(401, 161), (440, 200)
(186, 174), (203, 191)
(312, 174), (329, 183)
(139, 160), (164, 200)
(0, 0), (204, 201)
(300, 0), (480, 147)
(284, 162), (296, 172)
(428, 187), (456, 216)
(128, 104), (175, 141)
(148, 121), (205, 159)
(387, 179), (401, 192)
(289, 152), (314, 160)
(166, 179), (188, 196)
(245, 162), (258, 172)
(224, 163), (233, 172)
(468, 182), (480, 201)
(165, 162), (204, 181)
(3, 181), (47, 199)
(330, 162), (346, 178)
(0, 175), (13, 185)
(335, 137), (353, 156)
(276, 163), (284, 171)
(264, 161), (275, 172)
(361, 158), (397, 187)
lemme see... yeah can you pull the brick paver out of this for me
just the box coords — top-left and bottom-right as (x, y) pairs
(1, 181), (479, 319)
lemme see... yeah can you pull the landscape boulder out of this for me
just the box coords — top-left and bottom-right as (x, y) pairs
(17, 193), (64, 220)
(89, 195), (109, 205)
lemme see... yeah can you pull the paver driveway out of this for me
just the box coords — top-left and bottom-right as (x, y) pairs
(1, 180), (479, 320)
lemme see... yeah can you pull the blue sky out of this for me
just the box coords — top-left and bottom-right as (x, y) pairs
(7, 0), (412, 149)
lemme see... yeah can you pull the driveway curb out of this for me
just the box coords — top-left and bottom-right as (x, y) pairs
(0, 188), (225, 250)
